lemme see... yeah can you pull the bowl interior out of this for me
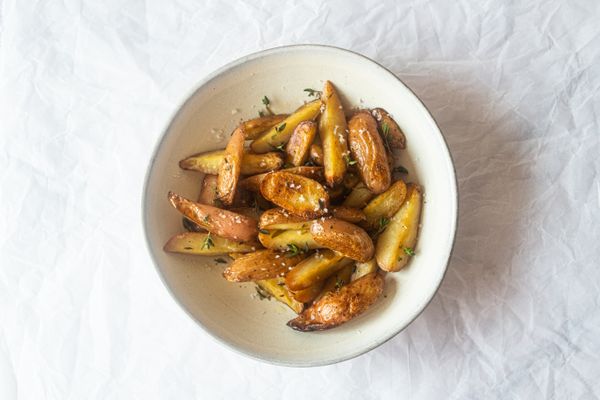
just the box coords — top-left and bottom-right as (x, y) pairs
(144, 46), (457, 366)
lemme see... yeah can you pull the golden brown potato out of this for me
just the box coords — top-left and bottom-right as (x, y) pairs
(241, 114), (288, 139)
(223, 250), (305, 282)
(168, 192), (258, 243)
(164, 232), (255, 255)
(240, 166), (324, 192)
(371, 108), (406, 149)
(324, 184), (345, 204)
(287, 272), (384, 331)
(309, 143), (324, 166)
(342, 182), (375, 208)
(260, 171), (329, 218)
(250, 100), (322, 153)
(258, 208), (310, 230)
(320, 263), (354, 295)
(285, 249), (352, 291)
(197, 174), (219, 205)
(228, 252), (245, 260)
(351, 258), (379, 281)
(330, 206), (366, 223)
(286, 121), (317, 166)
(362, 179), (408, 230)
(180, 150), (284, 175)
(256, 277), (304, 314)
(348, 111), (391, 194)
(217, 126), (245, 205)
(310, 218), (374, 262)
(228, 206), (262, 220)
(258, 229), (319, 251)
(375, 184), (422, 271)
(319, 81), (349, 186)
(342, 172), (361, 190)
(290, 282), (324, 304)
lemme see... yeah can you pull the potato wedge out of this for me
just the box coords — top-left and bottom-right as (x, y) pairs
(290, 282), (324, 304)
(342, 182), (374, 208)
(250, 100), (322, 153)
(310, 218), (374, 262)
(240, 166), (324, 192)
(320, 263), (354, 295)
(228, 252), (245, 260)
(324, 184), (345, 204)
(217, 126), (245, 205)
(241, 114), (288, 139)
(331, 206), (366, 223)
(319, 81), (349, 186)
(258, 208), (310, 230)
(372, 108), (406, 149)
(223, 249), (305, 282)
(362, 179), (408, 230)
(286, 121), (317, 166)
(342, 171), (361, 190)
(180, 150), (284, 175)
(351, 258), (378, 281)
(260, 171), (329, 218)
(348, 111), (391, 194)
(258, 229), (319, 251)
(375, 184), (422, 271)
(164, 232), (255, 255)
(285, 249), (352, 291)
(168, 192), (258, 243)
(256, 277), (304, 314)
(229, 206), (262, 220)
(287, 272), (384, 331)
(182, 217), (204, 232)
(309, 143), (324, 166)
(197, 174), (219, 205)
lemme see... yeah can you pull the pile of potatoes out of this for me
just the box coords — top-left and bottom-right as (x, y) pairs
(164, 81), (422, 331)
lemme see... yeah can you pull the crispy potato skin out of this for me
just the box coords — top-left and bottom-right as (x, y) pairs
(163, 232), (255, 255)
(217, 127), (245, 205)
(290, 282), (324, 304)
(257, 229), (320, 251)
(258, 208), (310, 230)
(372, 108), (406, 149)
(286, 121), (317, 166)
(260, 171), (329, 218)
(331, 206), (366, 223)
(168, 192), (258, 243)
(310, 218), (374, 262)
(287, 272), (384, 331)
(309, 143), (324, 166)
(240, 166), (324, 192)
(179, 151), (284, 175)
(348, 111), (391, 194)
(285, 250), (352, 291)
(250, 100), (322, 153)
(197, 175), (219, 205)
(375, 184), (422, 271)
(223, 250), (305, 282)
(319, 81), (349, 187)
(257, 277), (304, 314)
(242, 114), (288, 139)
(362, 179), (408, 229)
(342, 182), (375, 208)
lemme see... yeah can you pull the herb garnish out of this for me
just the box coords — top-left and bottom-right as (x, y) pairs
(376, 217), (390, 234)
(381, 122), (392, 152)
(334, 277), (344, 290)
(275, 123), (286, 132)
(273, 143), (286, 151)
(403, 247), (415, 256)
(286, 243), (302, 257)
(304, 88), (323, 97)
(202, 233), (214, 249)
(255, 286), (271, 300)
(344, 154), (357, 166)
(262, 96), (270, 106)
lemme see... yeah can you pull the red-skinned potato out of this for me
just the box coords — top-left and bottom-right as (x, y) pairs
(240, 166), (324, 192)
(241, 114), (289, 139)
(260, 171), (329, 218)
(310, 218), (374, 262)
(371, 108), (406, 149)
(217, 126), (245, 205)
(286, 121), (317, 166)
(223, 250), (306, 282)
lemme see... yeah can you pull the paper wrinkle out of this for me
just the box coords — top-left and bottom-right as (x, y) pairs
(1, 0), (600, 398)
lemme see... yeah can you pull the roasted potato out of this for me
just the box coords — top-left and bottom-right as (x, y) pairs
(182, 217), (204, 233)
(228, 252), (245, 260)
(240, 166), (324, 192)
(362, 179), (408, 230)
(375, 184), (422, 271)
(309, 143), (324, 166)
(256, 277), (304, 313)
(320, 263), (354, 295)
(285, 249), (352, 291)
(258, 229), (319, 251)
(250, 100), (322, 153)
(164, 232), (255, 255)
(310, 218), (374, 262)
(197, 174), (219, 205)
(180, 150), (284, 176)
(348, 111), (391, 194)
(168, 192), (258, 243)
(241, 114), (288, 139)
(351, 258), (378, 281)
(342, 171), (361, 190)
(258, 208), (310, 230)
(217, 126), (245, 205)
(223, 249), (305, 282)
(287, 272), (384, 331)
(324, 184), (345, 204)
(260, 171), (329, 218)
(290, 282), (325, 304)
(286, 121), (317, 166)
(319, 81), (349, 186)
(342, 182), (375, 208)
(228, 206), (262, 220)
(331, 206), (366, 223)
(372, 108), (406, 149)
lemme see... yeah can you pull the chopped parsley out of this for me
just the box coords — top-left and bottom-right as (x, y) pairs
(403, 247), (415, 256)
(286, 243), (302, 257)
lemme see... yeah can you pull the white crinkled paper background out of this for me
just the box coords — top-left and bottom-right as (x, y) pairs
(1, 0), (599, 398)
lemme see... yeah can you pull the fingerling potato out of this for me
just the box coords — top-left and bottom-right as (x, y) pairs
(164, 232), (256, 255)
(240, 166), (324, 192)
(372, 108), (406, 149)
(180, 151), (284, 175)
(258, 229), (319, 251)
(320, 263), (354, 295)
(351, 258), (379, 281)
(258, 208), (310, 230)
(309, 143), (324, 166)
(260, 171), (329, 218)
(331, 206), (366, 223)
(242, 114), (288, 139)
(287, 272), (384, 331)
(197, 174), (219, 205)
(319, 81), (349, 186)
(256, 277), (304, 314)
(223, 250), (306, 282)
(375, 184), (422, 271)
(310, 218), (374, 262)
(217, 126), (245, 205)
(348, 111), (391, 194)
(290, 282), (325, 304)
(342, 182), (374, 208)
(250, 100), (322, 153)
(286, 121), (317, 166)
(285, 249), (352, 291)
(362, 179), (408, 230)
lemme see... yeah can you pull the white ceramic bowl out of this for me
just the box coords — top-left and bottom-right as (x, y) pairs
(143, 45), (457, 367)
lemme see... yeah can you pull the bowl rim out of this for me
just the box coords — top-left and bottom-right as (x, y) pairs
(142, 44), (458, 368)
